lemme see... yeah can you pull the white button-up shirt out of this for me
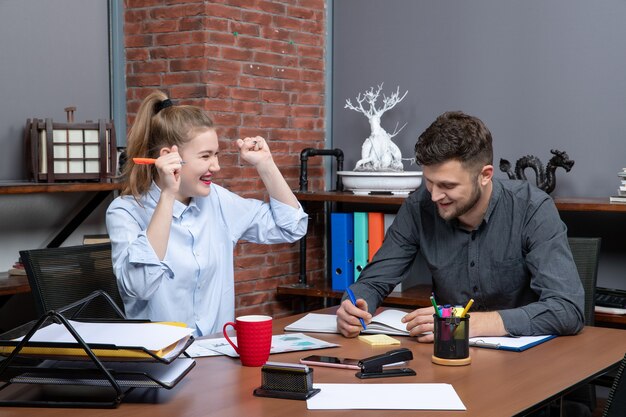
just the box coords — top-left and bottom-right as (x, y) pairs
(106, 182), (307, 336)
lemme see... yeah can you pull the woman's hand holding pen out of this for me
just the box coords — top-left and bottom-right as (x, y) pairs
(402, 307), (436, 342)
(155, 145), (184, 194)
(336, 298), (371, 338)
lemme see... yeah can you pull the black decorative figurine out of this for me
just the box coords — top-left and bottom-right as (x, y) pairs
(499, 149), (574, 194)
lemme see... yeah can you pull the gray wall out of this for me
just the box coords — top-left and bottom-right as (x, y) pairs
(332, 0), (626, 290)
(0, 0), (111, 181)
(0, 0), (115, 273)
(332, 0), (626, 198)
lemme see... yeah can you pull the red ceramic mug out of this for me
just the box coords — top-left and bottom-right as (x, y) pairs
(223, 315), (273, 366)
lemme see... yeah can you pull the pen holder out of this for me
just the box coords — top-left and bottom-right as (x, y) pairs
(431, 314), (471, 366)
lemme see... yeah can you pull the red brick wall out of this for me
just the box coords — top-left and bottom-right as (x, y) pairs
(124, 0), (327, 318)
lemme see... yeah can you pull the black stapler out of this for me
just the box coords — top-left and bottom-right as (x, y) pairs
(356, 348), (416, 379)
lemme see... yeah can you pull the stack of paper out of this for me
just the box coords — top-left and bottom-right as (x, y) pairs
(3, 321), (193, 360)
(610, 168), (626, 203)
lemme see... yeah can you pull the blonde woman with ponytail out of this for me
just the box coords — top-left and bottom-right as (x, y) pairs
(106, 91), (307, 336)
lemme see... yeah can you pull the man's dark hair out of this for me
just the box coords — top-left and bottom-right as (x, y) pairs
(414, 111), (493, 172)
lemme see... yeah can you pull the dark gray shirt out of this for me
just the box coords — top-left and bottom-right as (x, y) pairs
(350, 178), (585, 336)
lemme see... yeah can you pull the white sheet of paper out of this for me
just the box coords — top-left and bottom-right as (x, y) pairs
(306, 383), (466, 410)
(184, 342), (223, 357)
(284, 313), (338, 333)
(15, 321), (193, 351)
(189, 333), (339, 358)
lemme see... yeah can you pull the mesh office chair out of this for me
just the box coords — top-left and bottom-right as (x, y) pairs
(20, 243), (125, 319)
(553, 237), (602, 417)
(568, 237), (602, 326)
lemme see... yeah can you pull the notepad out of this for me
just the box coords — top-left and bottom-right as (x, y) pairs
(469, 335), (556, 352)
(358, 334), (401, 346)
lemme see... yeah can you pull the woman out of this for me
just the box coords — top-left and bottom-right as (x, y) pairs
(106, 91), (307, 336)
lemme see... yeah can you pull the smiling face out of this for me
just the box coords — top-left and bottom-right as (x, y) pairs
(175, 128), (220, 203)
(423, 159), (492, 228)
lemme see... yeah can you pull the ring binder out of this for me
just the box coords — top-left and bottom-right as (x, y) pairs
(0, 291), (195, 408)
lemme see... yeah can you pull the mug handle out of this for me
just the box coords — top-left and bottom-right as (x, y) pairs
(223, 322), (239, 354)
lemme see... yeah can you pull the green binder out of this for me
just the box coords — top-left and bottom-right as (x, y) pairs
(353, 212), (369, 281)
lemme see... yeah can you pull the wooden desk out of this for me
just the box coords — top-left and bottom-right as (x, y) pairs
(2, 310), (626, 417)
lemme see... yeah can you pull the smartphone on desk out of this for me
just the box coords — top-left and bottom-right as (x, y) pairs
(300, 355), (361, 370)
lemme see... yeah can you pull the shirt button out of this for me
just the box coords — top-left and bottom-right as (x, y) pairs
(470, 261), (475, 267)
(473, 286), (479, 292)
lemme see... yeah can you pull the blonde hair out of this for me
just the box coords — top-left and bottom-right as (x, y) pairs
(122, 91), (214, 199)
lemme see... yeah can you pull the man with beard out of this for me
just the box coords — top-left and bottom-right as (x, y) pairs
(337, 111), (585, 341)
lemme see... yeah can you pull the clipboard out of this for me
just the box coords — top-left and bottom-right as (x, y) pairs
(469, 335), (556, 352)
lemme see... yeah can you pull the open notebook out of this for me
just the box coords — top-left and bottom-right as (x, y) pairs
(285, 310), (413, 336)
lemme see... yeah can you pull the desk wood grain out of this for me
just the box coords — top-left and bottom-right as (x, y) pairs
(1, 309), (625, 417)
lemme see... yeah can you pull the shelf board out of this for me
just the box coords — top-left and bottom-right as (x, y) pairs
(294, 191), (407, 205)
(295, 191), (626, 212)
(0, 181), (122, 195)
(554, 197), (626, 212)
(0, 273), (30, 296)
(277, 283), (432, 307)
(595, 312), (626, 326)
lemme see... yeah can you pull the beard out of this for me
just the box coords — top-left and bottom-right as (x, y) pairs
(437, 181), (482, 221)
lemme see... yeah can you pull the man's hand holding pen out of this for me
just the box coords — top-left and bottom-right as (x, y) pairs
(336, 296), (371, 338)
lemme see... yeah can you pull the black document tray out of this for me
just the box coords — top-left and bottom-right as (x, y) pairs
(0, 291), (195, 408)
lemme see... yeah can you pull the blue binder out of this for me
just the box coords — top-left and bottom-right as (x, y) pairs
(330, 213), (354, 291)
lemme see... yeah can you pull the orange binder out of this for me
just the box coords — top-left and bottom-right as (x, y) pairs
(368, 212), (385, 261)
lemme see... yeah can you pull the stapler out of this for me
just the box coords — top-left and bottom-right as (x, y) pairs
(356, 347), (416, 379)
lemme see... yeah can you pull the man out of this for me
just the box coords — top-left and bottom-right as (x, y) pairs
(337, 111), (585, 342)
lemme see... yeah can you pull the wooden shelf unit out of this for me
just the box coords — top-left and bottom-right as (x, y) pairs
(279, 191), (626, 327)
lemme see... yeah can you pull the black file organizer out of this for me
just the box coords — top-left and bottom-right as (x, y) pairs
(0, 291), (195, 408)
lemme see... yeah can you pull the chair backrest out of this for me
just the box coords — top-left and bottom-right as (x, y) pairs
(603, 353), (626, 417)
(567, 237), (601, 326)
(20, 243), (125, 319)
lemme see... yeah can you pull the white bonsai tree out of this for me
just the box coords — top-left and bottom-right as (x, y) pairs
(344, 83), (408, 172)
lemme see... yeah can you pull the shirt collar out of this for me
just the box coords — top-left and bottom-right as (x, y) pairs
(483, 179), (502, 224)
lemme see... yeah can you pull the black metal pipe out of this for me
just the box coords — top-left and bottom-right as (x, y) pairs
(299, 148), (344, 192)
(297, 148), (344, 286)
